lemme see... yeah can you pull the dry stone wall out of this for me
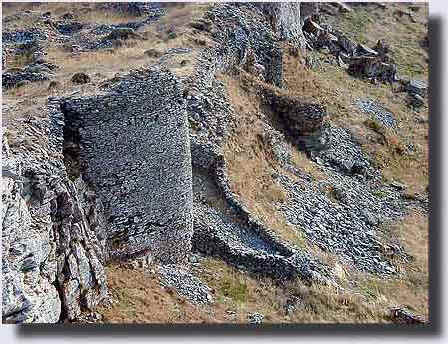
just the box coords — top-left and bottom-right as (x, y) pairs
(60, 67), (193, 265)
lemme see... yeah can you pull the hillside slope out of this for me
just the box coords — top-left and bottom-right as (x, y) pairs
(1, 2), (429, 325)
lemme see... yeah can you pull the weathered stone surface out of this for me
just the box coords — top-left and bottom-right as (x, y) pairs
(258, 2), (314, 48)
(356, 98), (397, 129)
(157, 265), (213, 304)
(1, 107), (107, 323)
(248, 312), (264, 324)
(406, 79), (428, 97)
(207, 3), (284, 87)
(60, 67), (193, 264)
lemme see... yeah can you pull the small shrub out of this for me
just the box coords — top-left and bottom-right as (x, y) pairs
(220, 276), (248, 305)
(363, 119), (385, 135)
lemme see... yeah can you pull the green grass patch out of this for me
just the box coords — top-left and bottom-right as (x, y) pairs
(219, 275), (248, 305)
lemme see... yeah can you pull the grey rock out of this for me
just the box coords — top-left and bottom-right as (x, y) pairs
(1, 117), (107, 323)
(406, 80), (428, 97)
(248, 312), (264, 324)
(356, 98), (397, 129)
(390, 181), (407, 190)
(409, 93), (425, 108)
(157, 265), (213, 305)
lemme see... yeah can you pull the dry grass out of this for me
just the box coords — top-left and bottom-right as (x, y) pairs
(156, 3), (211, 30)
(290, 148), (329, 181)
(94, 250), (427, 325)
(220, 74), (306, 248)
(349, 212), (429, 319)
(190, 258), (398, 324)
(96, 263), (229, 324)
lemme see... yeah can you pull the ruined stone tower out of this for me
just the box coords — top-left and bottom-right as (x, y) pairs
(60, 67), (193, 264)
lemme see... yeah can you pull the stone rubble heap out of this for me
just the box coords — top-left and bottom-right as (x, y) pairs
(157, 265), (214, 305)
(302, 16), (398, 84)
(356, 98), (398, 129)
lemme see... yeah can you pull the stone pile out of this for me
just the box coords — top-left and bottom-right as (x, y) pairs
(302, 17), (398, 84)
(268, 124), (426, 274)
(356, 98), (398, 129)
(157, 265), (214, 305)
(2, 59), (58, 89)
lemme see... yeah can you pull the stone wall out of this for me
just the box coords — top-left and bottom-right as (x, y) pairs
(60, 67), (193, 265)
(262, 88), (328, 151)
(2, 2), (323, 323)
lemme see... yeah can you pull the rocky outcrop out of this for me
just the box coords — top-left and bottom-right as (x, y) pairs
(2, 60), (59, 89)
(1, 105), (107, 323)
(60, 67), (193, 265)
(257, 2), (319, 48)
(302, 16), (399, 84)
(201, 4), (284, 87)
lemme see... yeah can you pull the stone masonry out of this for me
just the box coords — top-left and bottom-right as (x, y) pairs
(60, 67), (193, 265)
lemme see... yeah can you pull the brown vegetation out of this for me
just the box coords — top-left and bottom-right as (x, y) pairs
(221, 74), (306, 248)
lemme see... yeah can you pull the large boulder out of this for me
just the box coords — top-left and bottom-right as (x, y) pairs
(2, 106), (108, 323)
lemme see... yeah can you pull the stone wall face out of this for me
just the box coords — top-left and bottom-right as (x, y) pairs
(300, 2), (320, 25)
(61, 67), (193, 264)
